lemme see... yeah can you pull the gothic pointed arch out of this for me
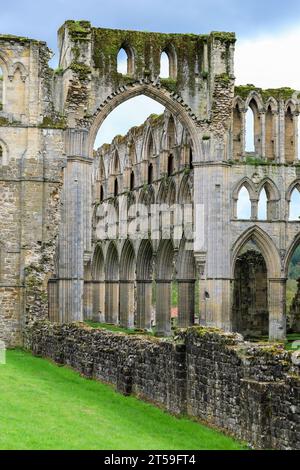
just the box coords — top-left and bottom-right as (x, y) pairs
(120, 240), (135, 281)
(105, 242), (119, 280)
(156, 239), (174, 280)
(92, 244), (105, 281)
(176, 238), (196, 279)
(136, 239), (153, 280)
(231, 225), (281, 279)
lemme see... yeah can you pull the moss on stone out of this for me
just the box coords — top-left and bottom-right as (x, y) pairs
(160, 78), (177, 93)
(235, 84), (298, 102)
(69, 62), (92, 80)
(0, 34), (44, 45)
(211, 31), (236, 44)
(91, 27), (217, 93)
(0, 116), (21, 127)
(38, 115), (67, 129)
(63, 20), (91, 41)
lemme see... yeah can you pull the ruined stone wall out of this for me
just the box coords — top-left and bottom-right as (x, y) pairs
(25, 321), (300, 450)
(0, 36), (65, 346)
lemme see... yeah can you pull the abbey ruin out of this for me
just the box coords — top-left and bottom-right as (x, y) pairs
(1, 20), (300, 449)
(1, 20), (300, 346)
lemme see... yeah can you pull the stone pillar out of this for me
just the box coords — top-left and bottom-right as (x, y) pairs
(58, 129), (92, 323)
(136, 280), (152, 330)
(105, 280), (119, 324)
(48, 279), (59, 322)
(156, 280), (171, 336)
(268, 278), (286, 341)
(251, 199), (258, 220)
(177, 280), (195, 327)
(83, 280), (93, 320)
(119, 280), (135, 329)
(92, 281), (105, 323)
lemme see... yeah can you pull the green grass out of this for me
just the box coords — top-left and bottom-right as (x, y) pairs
(85, 321), (156, 336)
(0, 349), (245, 450)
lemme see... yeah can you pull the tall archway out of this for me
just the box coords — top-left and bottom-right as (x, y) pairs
(136, 240), (154, 330)
(232, 227), (284, 340)
(119, 240), (136, 328)
(176, 239), (197, 327)
(105, 242), (119, 324)
(91, 245), (105, 323)
(156, 239), (174, 336)
(88, 84), (201, 158)
(285, 235), (300, 333)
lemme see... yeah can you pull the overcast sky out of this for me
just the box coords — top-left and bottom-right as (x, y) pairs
(2, 0), (300, 146)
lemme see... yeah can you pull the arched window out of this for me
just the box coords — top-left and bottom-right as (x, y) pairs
(0, 144), (3, 165)
(160, 51), (170, 78)
(117, 46), (134, 75)
(245, 106), (255, 152)
(233, 104), (242, 160)
(112, 151), (120, 175)
(265, 106), (275, 160)
(114, 178), (119, 197)
(0, 65), (3, 111)
(128, 142), (136, 166)
(289, 188), (300, 221)
(237, 186), (251, 219)
(130, 171), (135, 191)
(189, 148), (193, 169)
(258, 187), (268, 220)
(148, 163), (153, 184)
(285, 106), (295, 163)
(100, 185), (104, 203)
(167, 116), (176, 149)
(245, 99), (261, 154)
(167, 154), (174, 176)
(145, 131), (154, 160)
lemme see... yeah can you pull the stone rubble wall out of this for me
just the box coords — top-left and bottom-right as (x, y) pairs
(24, 321), (300, 450)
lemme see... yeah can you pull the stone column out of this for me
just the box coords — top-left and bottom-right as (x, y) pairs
(48, 279), (59, 322)
(156, 280), (171, 336)
(105, 280), (119, 324)
(268, 278), (286, 341)
(83, 280), (93, 320)
(119, 280), (135, 329)
(136, 280), (152, 329)
(177, 280), (195, 327)
(92, 280), (105, 323)
(58, 129), (92, 323)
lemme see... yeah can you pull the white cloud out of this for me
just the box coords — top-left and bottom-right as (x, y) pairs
(235, 25), (300, 89)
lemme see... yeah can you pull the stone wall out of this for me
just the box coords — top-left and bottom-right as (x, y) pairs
(24, 321), (300, 450)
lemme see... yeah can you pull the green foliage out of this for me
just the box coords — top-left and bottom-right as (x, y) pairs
(288, 245), (300, 280)
(160, 78), (177, 93)
(0, 350), (245, 450)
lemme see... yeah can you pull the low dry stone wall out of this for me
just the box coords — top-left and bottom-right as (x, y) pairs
(24, 321), (300, 450)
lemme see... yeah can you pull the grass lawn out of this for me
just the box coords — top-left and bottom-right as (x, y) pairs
(0, 349), (245, 450)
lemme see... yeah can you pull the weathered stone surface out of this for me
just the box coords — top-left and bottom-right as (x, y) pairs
(25, 321), (300, 450)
